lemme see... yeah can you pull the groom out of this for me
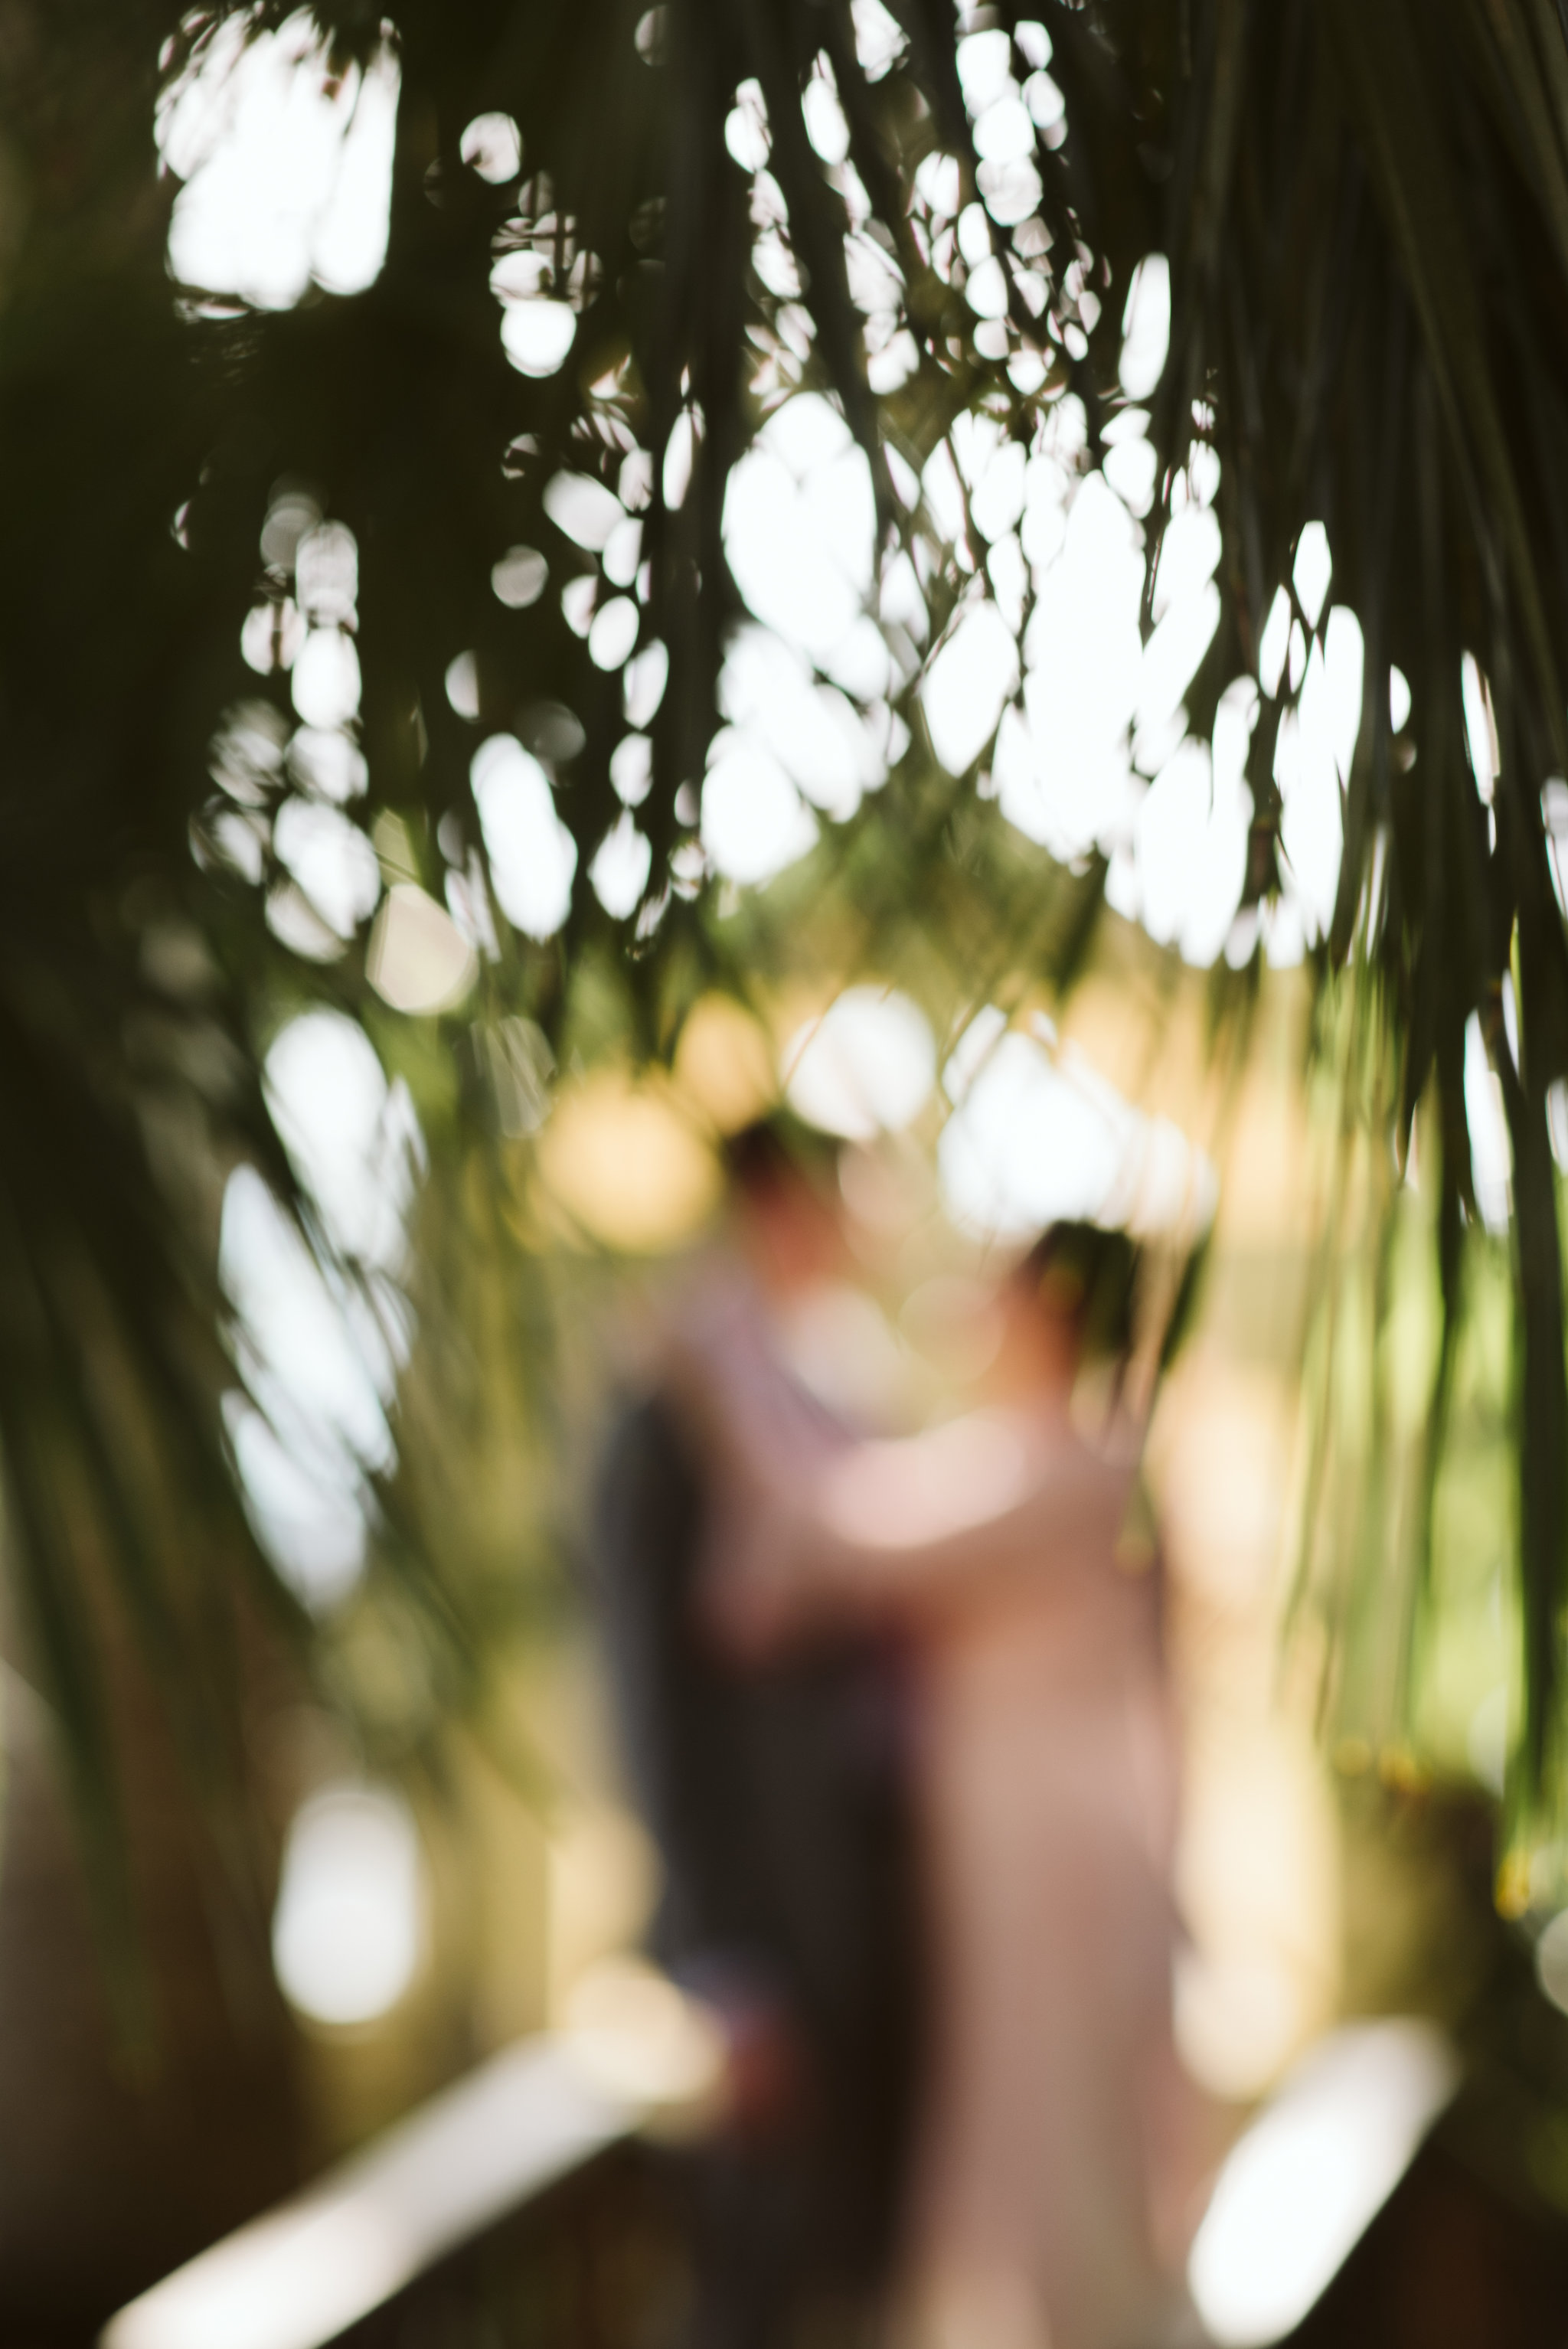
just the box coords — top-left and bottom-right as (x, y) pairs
(591, 1118), (920, 2349)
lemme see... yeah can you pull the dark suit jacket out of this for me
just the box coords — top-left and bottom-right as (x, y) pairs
(591, 1389), (920, 2290)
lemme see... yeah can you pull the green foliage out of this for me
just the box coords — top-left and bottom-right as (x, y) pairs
(1107, 0), (1568, 1801)
(13, 0), (1568, 1929)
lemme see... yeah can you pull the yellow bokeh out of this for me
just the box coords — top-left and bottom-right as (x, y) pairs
(672, 993), (778, 1133)
(535, 1068), (722, 1252)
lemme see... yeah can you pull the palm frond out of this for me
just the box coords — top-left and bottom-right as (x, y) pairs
(17, 0), (1568, 1926)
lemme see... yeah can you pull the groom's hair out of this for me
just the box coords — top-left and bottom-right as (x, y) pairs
(720, 1112), (840, 1201)
(1017, 1220), (1140, 1361)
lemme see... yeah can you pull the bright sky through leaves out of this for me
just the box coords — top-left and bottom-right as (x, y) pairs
(158, 11), (400, 309)
(154, 24), (1355, 976)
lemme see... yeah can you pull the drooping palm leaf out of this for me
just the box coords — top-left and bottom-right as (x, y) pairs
(1044, 0), (1568, 1795)
(15, 0), (1568, 1936)
(0, 0), (334, 2003)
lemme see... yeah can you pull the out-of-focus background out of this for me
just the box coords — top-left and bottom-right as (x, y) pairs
(5, 936), (1546, 2347)
(8, 4), (1568, 2346)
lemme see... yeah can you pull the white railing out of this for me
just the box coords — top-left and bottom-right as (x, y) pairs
(102, 1965), (725, 2349)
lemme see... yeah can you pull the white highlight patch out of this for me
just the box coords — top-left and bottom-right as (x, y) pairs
(460, 112), (521, 184)
(367, 884), (479, 1015)
(939, 1031), (1129, 1237)
(590, 812), (653, 918)
(291, 630), (362, 730)
(273, 1783), (424, 2027)
(160, 13), (399, 311)
(102, 2035), (644, 2349)
(273, 799), (381, 939)
(701, 732), (818, 886)
(266, 1011), (419, 1273)
(1292, 521), (1333, 630)
(1119, 254), (1171, 400)
(1121, 681), (1256, 967)
(501, 301), (577, 378)
(723, 396), (876, 678)
(938, 1024), (1214, 1241)
(720, 628), (883, 820)
(1275, 606), (1361, 941)
(999, 474), (1143, 858)
(1189, 2020), (1458, 2347)
(923, 600), (1020, 776)
(544, 472), (626, 552)
(472, 735), (578, 941)
(1465, 1014), (1512, 1231)
(222, 1014), (421, 1610)
(785, 988), (936, 1142)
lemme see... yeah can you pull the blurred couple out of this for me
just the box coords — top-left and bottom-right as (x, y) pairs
(593, 1116), (1198, 2349)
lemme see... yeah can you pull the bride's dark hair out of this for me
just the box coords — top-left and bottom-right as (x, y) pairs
(1015, 1221), (1141, 1362)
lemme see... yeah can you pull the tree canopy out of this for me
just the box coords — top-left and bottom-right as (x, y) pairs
(9, 0), (1568, 1938)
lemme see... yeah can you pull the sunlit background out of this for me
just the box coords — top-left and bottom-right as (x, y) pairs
(8, 7), (1568, 2348)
